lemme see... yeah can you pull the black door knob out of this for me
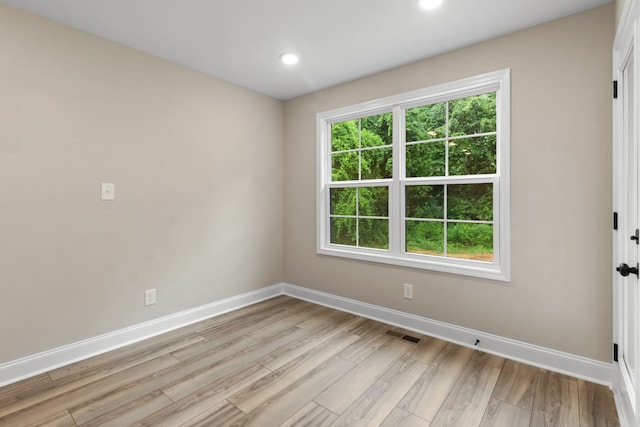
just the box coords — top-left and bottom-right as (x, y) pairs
(617, 263), (639, 277)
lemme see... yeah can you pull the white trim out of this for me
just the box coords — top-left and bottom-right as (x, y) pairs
(283, 283), (612, 387)
(0, 284), (284, 388)
(0, 282), (612, 391)
(613, 1), (640, 426)
(316, 69), (510, 282)
(615, 386), (637, 427)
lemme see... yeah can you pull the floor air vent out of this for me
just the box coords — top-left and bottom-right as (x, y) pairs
(386, 330), (420, 344)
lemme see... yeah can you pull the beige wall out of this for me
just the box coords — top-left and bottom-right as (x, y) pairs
(0, 4), (284, 364)
(284, 5), (614, 361)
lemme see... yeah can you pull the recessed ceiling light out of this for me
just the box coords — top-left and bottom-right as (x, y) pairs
(280, 53), (300, 65)
(419, 0), (443, 10)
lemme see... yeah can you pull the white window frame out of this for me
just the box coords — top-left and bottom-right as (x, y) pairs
(316, 69), (510, 281)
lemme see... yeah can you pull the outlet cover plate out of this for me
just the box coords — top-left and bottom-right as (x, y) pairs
(403, 283), (413, 299)
(144, 289), (156, 306)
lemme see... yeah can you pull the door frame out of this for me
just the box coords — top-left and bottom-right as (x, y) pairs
(613, 1), (640, 426)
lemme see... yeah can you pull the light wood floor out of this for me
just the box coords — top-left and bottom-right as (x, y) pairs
(0, 296), (620, 426)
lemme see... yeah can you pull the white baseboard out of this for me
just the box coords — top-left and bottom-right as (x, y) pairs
(0, 284), (284, 388)
(0, 281), (612, 389)
(281, 283), (613, 387)
(613, 390), (636, 427)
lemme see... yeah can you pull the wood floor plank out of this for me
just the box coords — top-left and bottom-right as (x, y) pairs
(295, 307), (357, 331)
(0, 334), (202, 421)
(0, 373), (52, 408)
(48, 330), (205, 383)
(380, 408), (430, 427)
(68, 335), (262, 424)
(0, 354), (179, 426)
(144, 399), (231, 427)
(246, 302), (329, 343)
(192, 297), (309, 341)
(530, 370), (580, 427)
(161, 359), (268, 404)
(491, 359), (539, 410)
(0, 336), (198, 419)
(228, 331), (360, 413)
(51, 336), (205, 392)
(315, 335), (413, 414)
(480, 398), (531, 427)
(194, 307), (291, 342)
(247, 316), (308, 341)
(254, 323), (350, 371)
(577, 379), (620, 427)
(341, 317), (391, 337)
(406, 335), (448, 365)
(32, 410), (77, 427)
(398, 342), (475, 422)
(331, 354), (428, 427)
(280, 401), (339, 427)
(178, 401), (246, 427)
(132, 364), (269, 426)
(337, 329), (399, 364)
(430, 352), (504, 427)
(168, 329), (260, 362)
(77, 389), (173, 427)
(239, 355), (355, 427)
(162, 328), (310, 401)
(215, 295), (307, 323)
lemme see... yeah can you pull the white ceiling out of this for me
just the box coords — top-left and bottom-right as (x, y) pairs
(1, 0), (613, 100)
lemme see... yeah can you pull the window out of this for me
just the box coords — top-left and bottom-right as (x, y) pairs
(317, 69), (510, 281)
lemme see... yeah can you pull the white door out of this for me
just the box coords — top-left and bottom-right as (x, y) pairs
(613, 2), (640, 425)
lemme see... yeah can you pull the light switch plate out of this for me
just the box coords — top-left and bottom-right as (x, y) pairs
(101, 183), (115, 200)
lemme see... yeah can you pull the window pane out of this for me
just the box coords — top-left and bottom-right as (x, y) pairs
(332, 151), (359, 181)
(330, 188), (356, 216)
(331, 217), (356, 246)
(362, 147), (392, 180)
(406, 103), (446, 142)
(449, 93), (496, 136)
(361, 113), (393, 147)
(406, 142), (445, 177)
(359, 186), (389, 217)
(331, 120), (359, 151)
(449, 135), (496, 176)
(406, 185), (444, 219)
(448, 184), (493, 221)
(406, 221), (444, 255)
(446, 223), (493, 261)
(359, 218), (389, 249)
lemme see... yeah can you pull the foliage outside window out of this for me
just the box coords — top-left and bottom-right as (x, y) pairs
(317, 70), (510, 281)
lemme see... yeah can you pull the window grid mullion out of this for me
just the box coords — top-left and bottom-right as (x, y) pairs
(391, 105), (403, 256)
(358, 118), (362, 182)
(405, 131), (497, 146)
(445, 100), (450, 177)
(444, 184), (448, 257)
(356, 117), (362, 247)
(355, 187), (360, 247)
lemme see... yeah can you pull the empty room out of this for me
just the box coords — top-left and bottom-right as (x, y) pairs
(0, 0), (635, 425)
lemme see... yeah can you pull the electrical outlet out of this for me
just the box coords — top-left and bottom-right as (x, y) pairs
(144, 288), (156, 306)
(101, 183), (115, 200)
(403, 283), (413, 299)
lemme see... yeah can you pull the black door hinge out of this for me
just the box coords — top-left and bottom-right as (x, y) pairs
(614, 343), (619, 362)
(614, 212), (618, 230)
(613, 80), (618, 99)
